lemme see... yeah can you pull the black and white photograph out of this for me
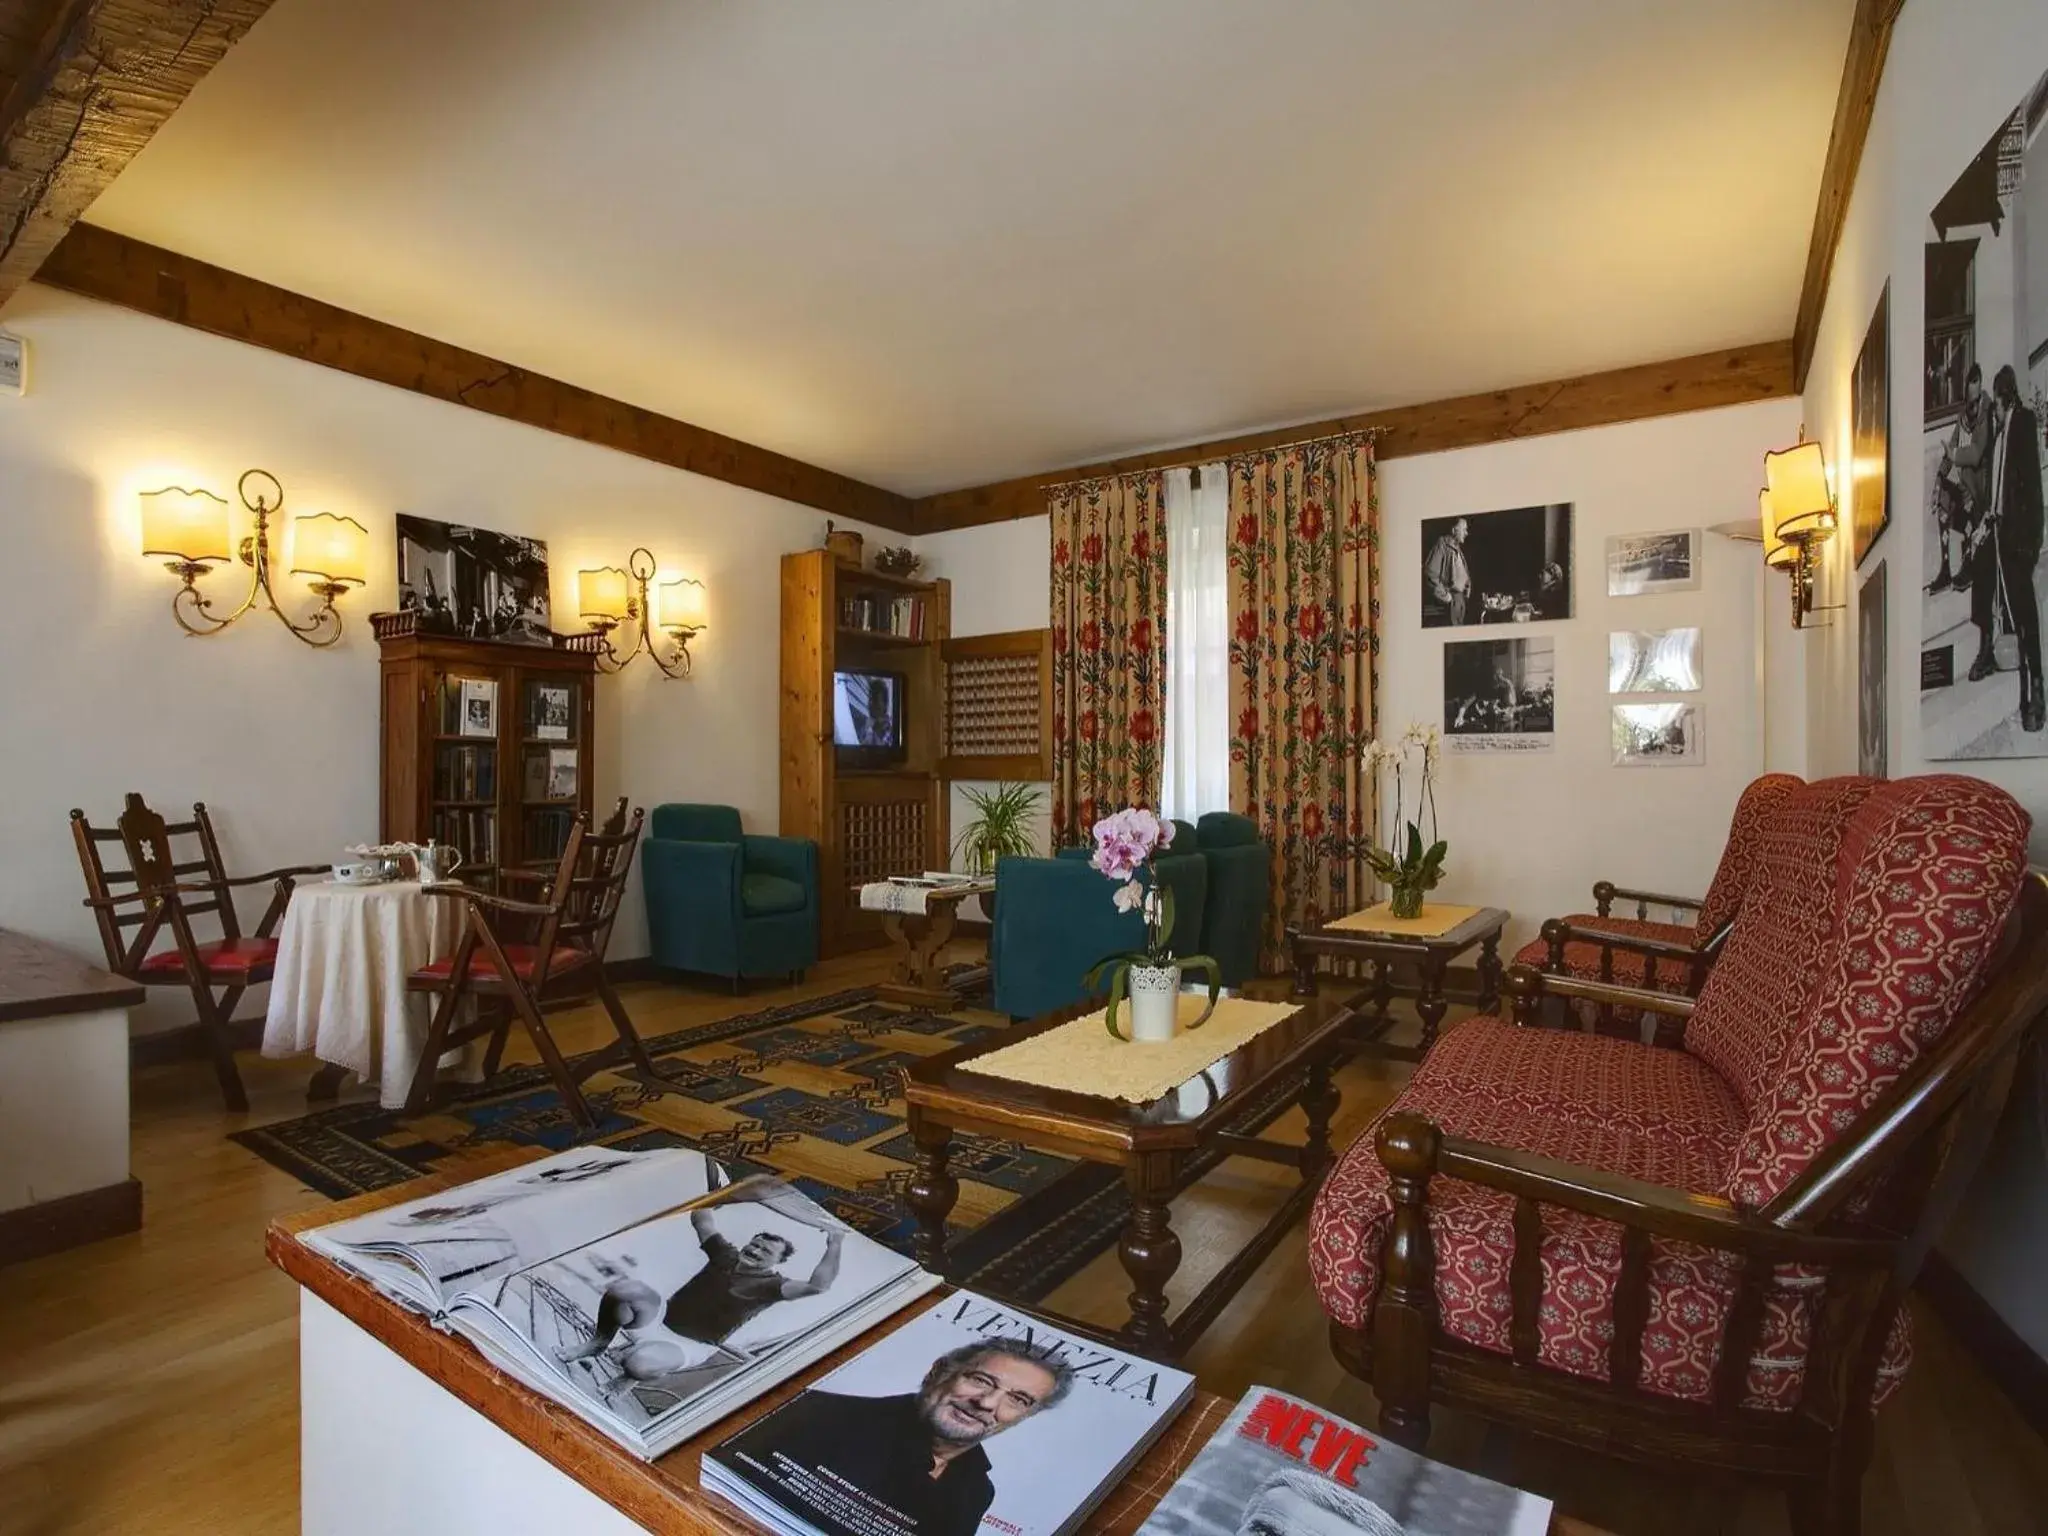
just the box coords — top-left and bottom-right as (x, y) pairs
(1136, 1387), (1549, 1536)
(1604, 528), (1701, 597)
(397, 511), (555, 645)
(1420, 503), (1572, 628)
(1443, 636), (1555, 752)
(459, 677), (498, 739)
(545, 746), (579, 800)
(1612, 702), (1702, 766)
(1920, 65), (2048, 759)
(534, 683), (572, 741)
(1851, 283), (1892, 568)
(1608, 626), (1703, 694)
(1862, 561), (1889, 779)
(706, 1291), (1195, 1536)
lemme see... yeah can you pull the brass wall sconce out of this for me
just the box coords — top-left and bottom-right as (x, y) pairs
(576, 547), (707, 678)
(140, 469), (368, 648)
(1760, 440), (1843, 630)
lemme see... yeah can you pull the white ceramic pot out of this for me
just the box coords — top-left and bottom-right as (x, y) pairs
(1126, 963), (1182, 1043)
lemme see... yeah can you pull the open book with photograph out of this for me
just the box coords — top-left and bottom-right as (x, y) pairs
(1137, 1386), (1550, 1536)
(704, 1290), (1197, 1536)
(300, 1147), (940, 1459)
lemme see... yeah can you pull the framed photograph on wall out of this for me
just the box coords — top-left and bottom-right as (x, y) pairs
(1850, 283), (1891, 568)
(1443, 636), (1555, 752)
(1612, 702), (1702, 766)
(1860, 562), (1889, 779)
(1604, 529), (1701, 597)
(1420, 503), (1572, 628)
(397, 513), (555, 646)
(1608, 627), (1702, 694)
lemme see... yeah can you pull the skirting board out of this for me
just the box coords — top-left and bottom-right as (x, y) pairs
(1916, 1252), (2048, 1439)
(0, 1177), (141, 1267)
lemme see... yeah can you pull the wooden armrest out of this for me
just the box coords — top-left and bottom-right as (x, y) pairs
(422, 886), (557, 917)
(1505, 963), (1696, 1019)
(1593, 880), (1703, 915)
(1541, 917), (1708, 965)
(498, 868), (554, 887)
(82, 889), (155, 910)
(224, 864), (330, 888)
(1381, 1113), (1887, 1266)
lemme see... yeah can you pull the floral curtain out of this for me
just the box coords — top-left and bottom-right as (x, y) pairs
(1225, 435), (1380, 966)
(1048, 472), (1170, 845)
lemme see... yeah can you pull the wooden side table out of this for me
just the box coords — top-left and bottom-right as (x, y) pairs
(859, 878), (993, 1009)
(1287, 905), (1509, 1059)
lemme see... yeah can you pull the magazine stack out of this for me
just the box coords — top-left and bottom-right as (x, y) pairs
(300, 1147), (941, 1459)
(703, 1290), (1197, 1536)
(1137, 1386), (1550, 1536)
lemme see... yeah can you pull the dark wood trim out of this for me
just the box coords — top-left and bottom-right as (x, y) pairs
(1917, 1250), (2048, 1438)
(34, 223), (920, 533)
(129, 1014), (261, 1069)
(0, 0), (275, 306)
(912, 341), (1796, 532)
(603, 954), (660, 985)
(0, 1176), (140, 1266)
(0, 928), (143, 1023)
(1792, 0), (1905, 389)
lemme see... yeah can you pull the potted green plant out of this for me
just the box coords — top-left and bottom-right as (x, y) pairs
(952, 782), (1044, 925)
(1362, 724), (1447, 919)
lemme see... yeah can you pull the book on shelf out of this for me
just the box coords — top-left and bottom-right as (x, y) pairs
(703, 1289), (1196, 1536)
(1134, 1385), (1550, 1536)
(300, 1147), (940, 1461)
(838, 592), (927, 638)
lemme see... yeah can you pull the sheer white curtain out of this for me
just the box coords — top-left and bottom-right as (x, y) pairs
(1161, 463), (1231, 824)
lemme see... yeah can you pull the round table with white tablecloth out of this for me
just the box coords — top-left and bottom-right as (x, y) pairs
(261, 878), (479, 1108)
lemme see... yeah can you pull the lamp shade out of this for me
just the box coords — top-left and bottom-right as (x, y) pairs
(140, 486), (232, 562)
(658, 575), (707, 631)
(289, 513), (370, 587)
(1761, 488), (1798, 570)
(578, 565), (632, 621)
(1763, 440), (1834, 544)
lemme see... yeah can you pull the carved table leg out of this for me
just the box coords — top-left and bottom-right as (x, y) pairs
(906, 1116), (959, 1276)
(1415, 954), (1450, 1054)
(1299, 1052), (1339, 1181)
(1477, 932), (1504, 1013)
(1372, 958), (1394, 1028)
(1289, 930), (1318, 999)
(1118, 1160), (1183, 1355)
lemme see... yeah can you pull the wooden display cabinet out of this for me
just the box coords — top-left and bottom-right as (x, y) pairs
(376, 620), (599, 886)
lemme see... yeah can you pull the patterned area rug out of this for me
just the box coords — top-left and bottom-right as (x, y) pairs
(234, 986), (1300, 1303)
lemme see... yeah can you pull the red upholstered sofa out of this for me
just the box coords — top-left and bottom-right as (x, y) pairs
(1308, 774), (2046, 1536)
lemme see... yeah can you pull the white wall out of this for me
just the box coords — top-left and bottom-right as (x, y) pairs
(0, 286), (899, 1030)
(1794, 0), (2048, 1354)
(916, 399), (1801, 955)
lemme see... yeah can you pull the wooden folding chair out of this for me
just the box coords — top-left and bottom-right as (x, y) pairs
(402, 806), (649, 1129)
(71, 793), (325, 1111)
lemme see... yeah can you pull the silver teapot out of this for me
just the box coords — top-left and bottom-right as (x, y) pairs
(414, 841), (465, 884)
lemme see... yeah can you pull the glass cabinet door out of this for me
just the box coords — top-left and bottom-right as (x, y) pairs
(519, 675), (584, 864)
(431, 671), (502, 870)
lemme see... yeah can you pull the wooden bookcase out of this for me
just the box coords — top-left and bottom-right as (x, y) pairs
(376, 619), (599, 886)
(780, 550), (951, 955)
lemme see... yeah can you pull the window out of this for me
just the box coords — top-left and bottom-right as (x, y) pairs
(1161, 464), (1230, 824)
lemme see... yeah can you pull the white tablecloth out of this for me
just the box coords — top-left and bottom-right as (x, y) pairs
(262, 879), (476, 1108)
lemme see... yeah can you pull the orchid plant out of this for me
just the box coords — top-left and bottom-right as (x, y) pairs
(1080, 807), (1221, 1039)
(1362, 722), (1447, 919)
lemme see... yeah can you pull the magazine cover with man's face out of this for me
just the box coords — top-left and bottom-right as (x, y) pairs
(707, 1291), (1196, 1536)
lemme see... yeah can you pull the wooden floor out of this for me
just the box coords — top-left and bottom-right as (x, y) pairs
(1, 949), (2043, 1535)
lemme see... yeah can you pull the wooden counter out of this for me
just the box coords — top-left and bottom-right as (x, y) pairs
(0, 928), (143, 1024)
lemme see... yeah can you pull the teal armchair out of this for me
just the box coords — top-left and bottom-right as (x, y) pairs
(642, 804), (818, 984)
(1194, 812), (1271, 987)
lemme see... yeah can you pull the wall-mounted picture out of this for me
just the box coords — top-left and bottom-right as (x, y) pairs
(1861, 562), (1889, 779)
(1604, 529), (1701, 597)
(1444, 635), (1555, 753)
(397, 513), (555, 646)
(1612, 702), (1702, 766)
(1420, 503), (1572, 628)
(1851, 283), (1891, 568)
(1608, 627), (1702, 694)
(459, 677), (498, 739)
(1920, 65), (2048, 760)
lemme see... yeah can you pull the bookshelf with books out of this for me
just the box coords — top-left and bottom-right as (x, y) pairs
(376, 625), (599, 885)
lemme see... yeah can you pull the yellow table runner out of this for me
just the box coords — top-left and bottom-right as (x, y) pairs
(963, 996), (1299, 1105)
(1325, 902), (1481, 939)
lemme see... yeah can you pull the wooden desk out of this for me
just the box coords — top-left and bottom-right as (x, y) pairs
(858, 878), (994, 1008)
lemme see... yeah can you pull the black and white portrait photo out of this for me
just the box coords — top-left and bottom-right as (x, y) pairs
(1443, 636), (1554, 753)
(1420, 504), (1572, 628)
(1920, 65), (2048, 759)
(1612, 702), (1702, 767)
(459, 677), (498, 739)
(1605, 529), (1701, 597)
(397, 512), (555, 645)
(1851, 284), (1892, 568)
(1862, 562), (1889, 778)
(534, 684), (572, 741)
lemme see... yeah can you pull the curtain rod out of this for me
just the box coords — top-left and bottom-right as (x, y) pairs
(1037, 424), (1387, 496)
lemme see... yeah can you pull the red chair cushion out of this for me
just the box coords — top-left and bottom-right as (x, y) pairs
(137, 936), (279, 980)
(1690, 772), (1804, 942)
(1512, 916), (1696, 993)
(1306, 1016), (1909, 1412)
(411, 945), (593, 984)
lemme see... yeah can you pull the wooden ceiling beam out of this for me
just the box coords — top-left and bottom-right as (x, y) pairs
(1791, 0), (1904, 390)
(34, 223), (921, 531)
(0, 0), (275, 308)
(911, 340), (1796, 533)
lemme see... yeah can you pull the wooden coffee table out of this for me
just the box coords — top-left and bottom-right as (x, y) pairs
(1287, 905), (1509, 1059)
(901, 993), (1359, 1359)
(858, 877), (994, 1008)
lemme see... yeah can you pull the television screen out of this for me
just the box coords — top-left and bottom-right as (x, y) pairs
(833, 670), (904, 754)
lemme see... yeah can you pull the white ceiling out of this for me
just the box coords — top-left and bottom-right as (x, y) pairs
(82, 0), (1853, 498)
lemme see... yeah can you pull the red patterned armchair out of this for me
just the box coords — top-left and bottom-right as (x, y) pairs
(1513, 772), (1803, 1036)
(1309, 775), (2045, 1536)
